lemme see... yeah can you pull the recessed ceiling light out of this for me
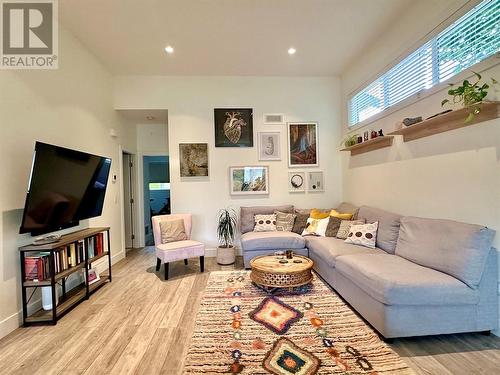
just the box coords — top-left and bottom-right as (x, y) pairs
(288, 47), (296, 55)
(164, 45), (174, 54)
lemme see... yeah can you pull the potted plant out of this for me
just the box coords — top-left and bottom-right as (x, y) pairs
(441, 71), (498, 122)
(216, 207), (238, 265)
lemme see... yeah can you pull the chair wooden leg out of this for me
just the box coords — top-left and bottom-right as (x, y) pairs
(200, 256), (205, 273)
(184, 259), (188, 266)
(164, 262), (169, 280)
(156, 258), (161, 271)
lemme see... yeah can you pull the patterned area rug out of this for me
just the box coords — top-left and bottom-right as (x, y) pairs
(184, 271), (414, 374)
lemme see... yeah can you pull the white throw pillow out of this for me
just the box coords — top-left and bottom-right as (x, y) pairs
(301, 217), (330, 237)
(254, 214), (277, 232)
(344, 222), (379, 248)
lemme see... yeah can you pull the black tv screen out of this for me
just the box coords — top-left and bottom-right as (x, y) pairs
(19, 142), (112, 235)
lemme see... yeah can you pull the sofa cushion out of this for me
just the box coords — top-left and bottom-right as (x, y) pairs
(241, 231), (305, 251)
(336, 254), (479, 306)
(306, 236), (385, 268)
(357, 206), (402, 254)
(240, 205), (294, 234)
(336, 202), (359, 219)
(395, 216), (496, 289)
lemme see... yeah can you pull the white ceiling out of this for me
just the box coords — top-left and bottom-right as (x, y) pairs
(60, 0), (413, 76)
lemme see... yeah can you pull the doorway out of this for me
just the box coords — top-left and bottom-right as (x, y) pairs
(122, 152), (136, 250)
(143, 155), (170, 246)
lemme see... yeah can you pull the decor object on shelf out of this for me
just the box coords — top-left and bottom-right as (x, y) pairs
(229, 166), (269, 195)
(179, 143), (208, 177)
(340, 136), (394, 156)
(426, 109), (452, 120)
(370, 130), (378, 139)
(258, 131), (281, 160)
(363, 131), (369, 141)
(378, 129), (384, 136)
(388, 102), (500, 142)
(216, 208), (237, 265)
(263, 113), (284, 125)
(343, 134), (357, 147)
(214, 108), (253, 147)
(287, 122), (318, 167)
(183, 271), (414, 374)
(402, 116), (423, 127)
(307, 171), (324, 192)
(441, 71), (498, 122)
(288, 171), (305, 193)
(357, 135), (363, 143)
(153, 214), (205, 280)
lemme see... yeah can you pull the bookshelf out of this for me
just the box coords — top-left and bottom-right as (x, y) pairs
(19, 227), (112, 325)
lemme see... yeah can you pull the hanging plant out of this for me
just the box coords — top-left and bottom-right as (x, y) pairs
(441, 71), (498, 122)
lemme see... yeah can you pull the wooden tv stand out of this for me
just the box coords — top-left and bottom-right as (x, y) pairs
(19, 227), (112, 326)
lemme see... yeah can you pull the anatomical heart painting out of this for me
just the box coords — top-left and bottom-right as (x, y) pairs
(214, 108), (253, 147)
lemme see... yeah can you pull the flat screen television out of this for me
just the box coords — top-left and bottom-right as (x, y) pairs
(19, 142), (112, 235)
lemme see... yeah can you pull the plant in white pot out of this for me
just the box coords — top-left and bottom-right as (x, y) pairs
(216, 208), (237, 265)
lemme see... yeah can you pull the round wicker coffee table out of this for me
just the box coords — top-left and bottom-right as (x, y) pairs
(250, 255), (314, 291)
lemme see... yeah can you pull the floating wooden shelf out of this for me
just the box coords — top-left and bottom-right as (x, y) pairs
(340, 136), (394, 156)
(388, 101), (500, 142)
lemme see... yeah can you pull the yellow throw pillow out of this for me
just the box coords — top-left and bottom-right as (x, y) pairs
(330, 209), (353, 220)
(310, 209), (330, 220)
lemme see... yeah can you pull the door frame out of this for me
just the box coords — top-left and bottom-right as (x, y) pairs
(119, 146), (140, 254)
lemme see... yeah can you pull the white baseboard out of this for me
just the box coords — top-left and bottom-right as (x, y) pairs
(204, 247), (242, 257)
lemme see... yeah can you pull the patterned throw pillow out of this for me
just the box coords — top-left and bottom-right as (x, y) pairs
(345, 222), (379, 248)
(274, 211), (296, 232)
(336, 219), (365, 239)
(325, 216), (342, 237)
(159, 219), (187, 243)
(254, 214), (277, 232)
(301, 217), (330, 237)
(292, 213), (310, 234)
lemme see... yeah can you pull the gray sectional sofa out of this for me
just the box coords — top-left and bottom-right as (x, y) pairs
(240, 203), (499, 339)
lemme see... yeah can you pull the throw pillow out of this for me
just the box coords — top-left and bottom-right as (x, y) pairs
(310, 208), (331, 220)
(345, 222), (379, 248)
(330, 209), (353, 220)
(254, 214), (277, 232)
(274, 211), (296, 232)
(292, 213), (309, 234)
(159, 219), (187, 244)
(325, 216), (342, 237)
(336, 219), (365, 239)
(301, 217), (330, 237)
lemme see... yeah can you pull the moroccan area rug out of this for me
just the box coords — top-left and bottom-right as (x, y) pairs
(183, 271), (414, 374)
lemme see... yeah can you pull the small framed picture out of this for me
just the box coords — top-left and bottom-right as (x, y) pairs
(288, 122), (319, 167)
(179, 143), (209, 177)
(288, 172), (305, 193)
(307, 171), (324, 192)
(258, 132), (281, 161)
(229, 166), (269, 196)
(263, 113), (285, 125)
(214, 108), (253, 147)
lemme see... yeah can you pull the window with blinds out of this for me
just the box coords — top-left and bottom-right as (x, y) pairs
(348, 0), (500, 127)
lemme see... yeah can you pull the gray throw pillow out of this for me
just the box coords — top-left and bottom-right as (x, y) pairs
(292, 213), (310, 234)
(159, 219), (187, 243)
(274, 211), (296, 232)
(325, 216), (342, 237)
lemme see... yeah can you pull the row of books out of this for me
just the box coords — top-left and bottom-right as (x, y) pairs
(24, 233), (107, 281)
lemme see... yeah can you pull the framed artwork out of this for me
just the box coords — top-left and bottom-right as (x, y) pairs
(287, 122), (318, 167)
(214, 108), (253, 147)
(288, 171), (305, 193)
(307, 171), (324, 192)
(229, 166), (269, 195)
(258, 132), (281, 161)
(263, 113), (285, 125)
(179, 143), (208, 177)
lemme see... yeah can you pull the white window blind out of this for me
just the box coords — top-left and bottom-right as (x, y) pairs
(349, 0), (500, 127)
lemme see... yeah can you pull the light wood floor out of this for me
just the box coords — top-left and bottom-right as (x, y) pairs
(0, 247), (499, 374)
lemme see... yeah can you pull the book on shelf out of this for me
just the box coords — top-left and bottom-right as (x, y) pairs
(24, 231), (108, 282)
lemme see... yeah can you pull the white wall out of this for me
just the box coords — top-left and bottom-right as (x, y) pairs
(340, 0), (500, 331)
(137, 123), (169, 154)
(114, 76), (342, 251)
(0, 27), (128, 338)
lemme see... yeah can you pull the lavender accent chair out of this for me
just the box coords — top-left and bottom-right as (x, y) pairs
(152, 214), (205, 280)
